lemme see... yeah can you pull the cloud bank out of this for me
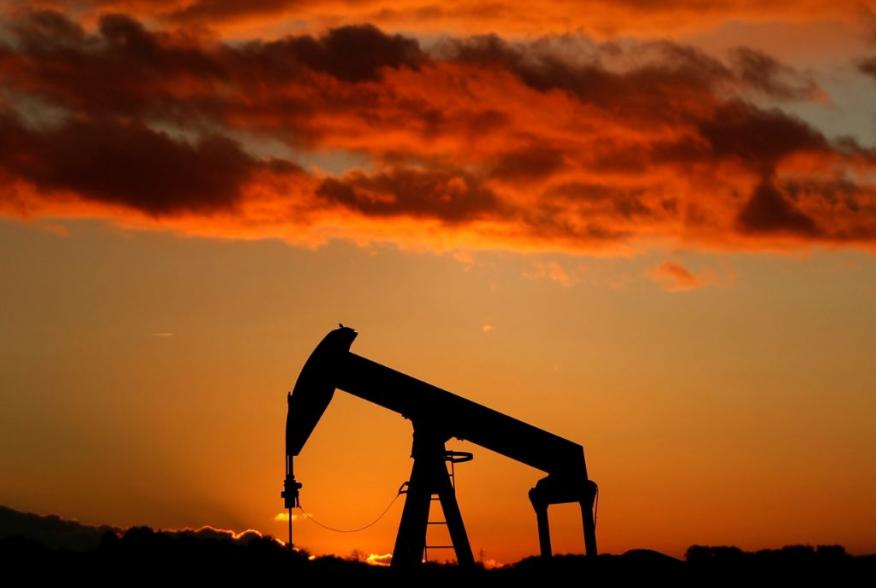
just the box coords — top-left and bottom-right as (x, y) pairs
(1, 8), (875, 255)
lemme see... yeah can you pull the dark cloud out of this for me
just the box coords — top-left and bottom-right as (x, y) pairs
(317, 168), (501, 223)
(859, 56), (876, 81)
(0, 11), (225, 120)
(5, 8), (89, 52)
(0, 113), (269, 215)
(696, 100), (828, 171)
(545, 182), (656, 220)
(491, 145), (566, 183)
(736, 177), (820, 236)
(99, 13), (159, 55)
(730, 47), (822, 101)
(242, 24), (424, 83)
(0, 12), (422, 125)
(443, 35), (734, 122)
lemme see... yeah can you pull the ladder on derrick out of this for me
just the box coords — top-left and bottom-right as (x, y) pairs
(423, 450), (473, 563)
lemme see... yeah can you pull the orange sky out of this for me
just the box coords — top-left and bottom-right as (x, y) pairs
(1, 0), (876, 563)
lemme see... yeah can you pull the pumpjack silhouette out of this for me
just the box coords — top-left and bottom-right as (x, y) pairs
(282, 325), (598, 568)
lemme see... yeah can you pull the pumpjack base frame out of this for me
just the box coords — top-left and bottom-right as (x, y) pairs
(392, 426), (475, 569)
(390, 425), (598, 569)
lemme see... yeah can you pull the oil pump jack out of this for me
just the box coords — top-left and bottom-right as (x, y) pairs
(282, 325), (598, 568)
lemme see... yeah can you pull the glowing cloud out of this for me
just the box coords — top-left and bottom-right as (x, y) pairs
(1, 8), (875, 257)
(649, 261), (703, 292)
(365, 552), (393, 566)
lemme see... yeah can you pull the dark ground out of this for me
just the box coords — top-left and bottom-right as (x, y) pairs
(2, 505), (873, 585)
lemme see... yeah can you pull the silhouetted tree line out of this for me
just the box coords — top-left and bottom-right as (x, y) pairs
(1, 506), (874, 585)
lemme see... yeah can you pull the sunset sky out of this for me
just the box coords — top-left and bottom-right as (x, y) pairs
(2, 0), (876, 564)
